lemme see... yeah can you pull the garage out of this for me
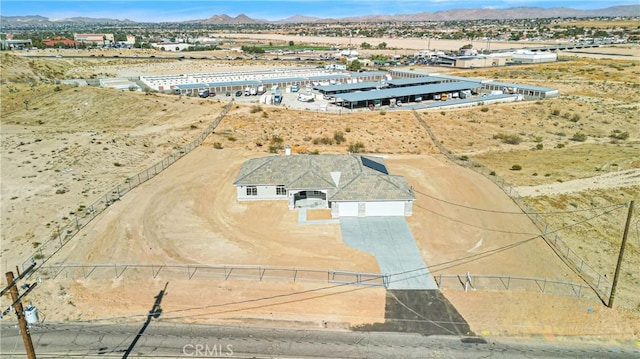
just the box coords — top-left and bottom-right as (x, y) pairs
(365, 201), (406, 216)
(336, 202), (359, 217)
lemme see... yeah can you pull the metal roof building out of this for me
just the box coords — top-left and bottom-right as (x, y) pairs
(481, 80), (559, 98)
(387, 76), (443, 88)
(173, 80), (260, 95)
(315, 82), (383, 97)
(335, 81), (481, 109)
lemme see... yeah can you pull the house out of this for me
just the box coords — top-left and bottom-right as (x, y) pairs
(233, 152), (415, 218)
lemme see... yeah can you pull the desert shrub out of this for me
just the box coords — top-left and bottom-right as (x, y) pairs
(510, 164), (522, 171)
(227, 136), (236, 142)
(345, 127), (351, 133)
(480, 107), (489, 112)
(556, 143), (565, 148)
(489, 171), (496, 176)
(213, 142), (223, 149)
(610, 130), (629, 140)
(113, 162), (123, 167)
(570, 114), (581, 122)
(333, 131), (346, 144)
(379, 110), (386, 116)
(536, 143), (543, 150)
(348, 142), (365, 153)
(551, 109), (560, 116)
(493, 133), (522, 145)
(320, 137), (333, 145)
(250, 105), (263, 113)
(460, 155), (469, 161)
(303, 136), (312, 142)
(571, 132), (587, 142)
(268, 145), (280, 153)
(271, 135), (283, 144)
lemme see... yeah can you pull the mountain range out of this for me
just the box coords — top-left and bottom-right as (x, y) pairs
(1, 5), (638, 26)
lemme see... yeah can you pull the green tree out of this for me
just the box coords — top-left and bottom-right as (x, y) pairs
(377, 42), (387, 49)
(288, 40), (295, 46)
(360, 42), (371, 49)
(348, 60), (362, 71)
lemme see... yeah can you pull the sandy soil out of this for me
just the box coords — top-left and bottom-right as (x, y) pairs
(2, 51), (639, 338)
(516, 168), (640, 197)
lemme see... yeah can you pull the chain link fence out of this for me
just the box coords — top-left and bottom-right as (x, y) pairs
(22, 101), (235, 277)
(39, 263), (388, 288)
(413, 110), (612, 300)
(435, 274), (599, 300)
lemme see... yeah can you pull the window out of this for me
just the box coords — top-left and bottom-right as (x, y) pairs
(246, 186), (257, 196)
(276, 186), (286, 196)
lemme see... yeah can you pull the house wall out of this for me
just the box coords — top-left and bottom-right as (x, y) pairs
(236, 185), (288, 201)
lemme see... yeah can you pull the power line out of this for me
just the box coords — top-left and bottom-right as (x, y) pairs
(412, 202), (541, 235)
(60, 204), (621, 325)
(413, 187), (628, 215)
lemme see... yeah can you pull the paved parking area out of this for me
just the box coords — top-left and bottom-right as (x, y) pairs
(340, 217), (438, 290)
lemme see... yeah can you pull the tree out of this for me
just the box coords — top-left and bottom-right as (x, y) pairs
(347, 59), (361, 71)
(377, 42), (387, 49)
(288, 40), (294, 46)
(360, 42), (371, 49)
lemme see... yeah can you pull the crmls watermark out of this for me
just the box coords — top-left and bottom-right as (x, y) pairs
(183, 343), (234, 357)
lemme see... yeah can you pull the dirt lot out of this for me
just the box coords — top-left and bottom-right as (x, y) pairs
(1, 50), (639, 339)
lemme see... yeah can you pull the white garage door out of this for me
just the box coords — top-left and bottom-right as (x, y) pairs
(337, 202), (359, 217)
(365, 201), (405, 216)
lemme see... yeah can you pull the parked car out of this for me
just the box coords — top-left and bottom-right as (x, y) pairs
(225, 91), (231, 97)
(235, 90), (243, 97)
(208, 91), (216, 97)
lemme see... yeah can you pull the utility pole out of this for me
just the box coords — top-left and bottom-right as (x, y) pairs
(608, 200), (635, 308)
(2, 264), (38, 359)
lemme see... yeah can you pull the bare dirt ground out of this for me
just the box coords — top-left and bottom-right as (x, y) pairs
(1, 49), (639, 340)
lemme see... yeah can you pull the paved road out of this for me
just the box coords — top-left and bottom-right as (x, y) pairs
(2, 322), (637, 359)
(340, 217), (438, 290)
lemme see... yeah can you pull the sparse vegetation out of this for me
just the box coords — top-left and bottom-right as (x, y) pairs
(493, 133), (522, 145)
(570, 132), (587, 142)
(348, 142), (365, 153)
(333, 131), (346, 144)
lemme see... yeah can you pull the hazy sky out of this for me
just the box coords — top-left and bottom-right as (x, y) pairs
(1, 1), (637, 22)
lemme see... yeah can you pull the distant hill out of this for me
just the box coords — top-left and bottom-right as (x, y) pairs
(0, 15), (133, 25)
(1, 5), (638, 26)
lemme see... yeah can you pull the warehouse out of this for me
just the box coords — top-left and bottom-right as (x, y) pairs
(334, 81), (482, 110)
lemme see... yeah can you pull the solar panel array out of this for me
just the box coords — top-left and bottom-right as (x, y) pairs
(361, 156), (389, 175)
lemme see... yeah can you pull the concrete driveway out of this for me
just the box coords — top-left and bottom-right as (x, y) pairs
(340, 217), (438, 290)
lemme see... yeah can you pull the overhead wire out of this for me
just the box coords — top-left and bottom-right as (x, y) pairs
(49, 201), (623, 325)
(412, 202), (540, 235)
(412, 187), (628, 215)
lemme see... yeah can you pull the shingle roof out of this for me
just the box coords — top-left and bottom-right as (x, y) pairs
(233, 154), (415, 201)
